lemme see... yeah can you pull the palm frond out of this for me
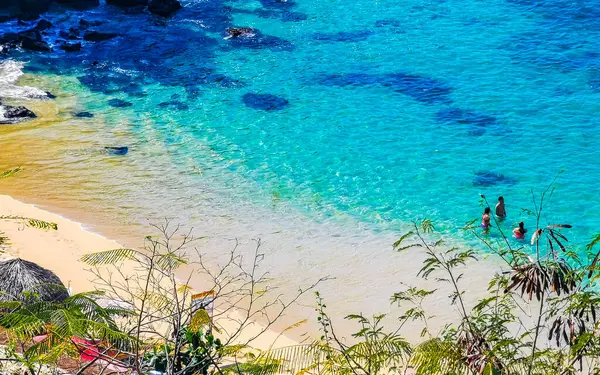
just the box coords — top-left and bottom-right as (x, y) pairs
(0, 168), (22, 179)
(80, 248), (138, 266)
(0, 216), (57, 230)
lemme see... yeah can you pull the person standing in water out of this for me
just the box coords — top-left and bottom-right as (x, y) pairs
(496, 196), (506, 219)
(513, 221), (527, 239)
(482, 207), (492, 231)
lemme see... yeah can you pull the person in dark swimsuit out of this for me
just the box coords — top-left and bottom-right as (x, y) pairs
(495, 196), (506, 219)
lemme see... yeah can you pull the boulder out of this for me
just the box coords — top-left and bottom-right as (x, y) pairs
(79, 18), (103, 27)
(148, 0), (182, 16)
(34, 19), (52, 31)
(83, 31), (118, 42)
(60, 42), (81, 52)
(105, 0), (147, 7)
(59, 28), (80, 40)
(21, 38), (51, 51)
(0, 105), (36, 124)
(226, 27), (256, 38)
(18, 29), (42, 42)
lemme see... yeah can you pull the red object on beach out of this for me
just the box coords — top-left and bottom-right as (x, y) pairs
(33, 335), (129, 372)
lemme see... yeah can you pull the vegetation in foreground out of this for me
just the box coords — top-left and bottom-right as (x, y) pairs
(1, 170), (600, 375)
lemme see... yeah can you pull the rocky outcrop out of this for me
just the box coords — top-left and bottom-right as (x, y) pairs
(17, 29), (52, 51)
(0, 105), (37, 124)
(83, 30), (118, 41)
(148, 0), (182, 16)
(105, 0), (147, 7)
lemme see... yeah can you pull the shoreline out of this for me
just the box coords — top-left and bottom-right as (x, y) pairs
(0, 194), (301, 350)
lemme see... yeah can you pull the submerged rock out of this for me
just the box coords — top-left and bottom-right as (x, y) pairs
(73, 111), (94, 118)
(104, 146), (129, 156)
(83, 31), (118, 42)
(59, 28), (80, 40)
(107, 98), (132, 107)
(148, 0), (182, 16)
(60, 42), (81, 52)
(242, 93), (289, 111)
(473, 171), (517, 187)
(34, 19), (53, 31)
(79, 18), (103, 27)
(226, 27), (256, 38)
(21, 38), (51, 51)
(0, 105), (36, 124)
(313, 30), (373, 42)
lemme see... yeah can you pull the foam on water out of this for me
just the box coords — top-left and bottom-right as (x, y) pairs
(0, 60), (48, 100)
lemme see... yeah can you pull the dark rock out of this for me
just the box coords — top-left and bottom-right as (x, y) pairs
(473, 171), (517, 187)
(107, 98), (132, 107)
(227, 29), (293, 51)
(382, 73), (452, 104)
(313, 30), (373, 42)
(0, 33), (19, 42)
(73, 111), (94, 118)
(60, 42), (81, 52)
(59, 28), (79, 40)
(34, 19), (52, 31)
(226, 27), (256, 38)
(45, 91), (56, 99)
(148, 0), (182, 16)
(83, 31), (118, 42)
(21, 38), (51, 51)
(0, 105), (36, 124)
(79, 18), (103, 27)
(18, 29), (42, 42)
(242, 93), (289, 111)
(105, 0), (147, 7)
(104, 146), (129, 156)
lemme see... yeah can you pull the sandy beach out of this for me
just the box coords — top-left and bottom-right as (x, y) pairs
(0, 194), (299, 350)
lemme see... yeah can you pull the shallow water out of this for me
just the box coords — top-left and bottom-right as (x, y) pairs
(1, 0), (599, 337)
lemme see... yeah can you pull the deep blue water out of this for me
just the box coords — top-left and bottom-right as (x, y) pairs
(2, 0), (600, 251)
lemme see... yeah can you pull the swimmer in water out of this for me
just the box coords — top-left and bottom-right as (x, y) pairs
(513, 221), (527, 239)
(482, 207), (492, 231)
(495, 196), (506, 219)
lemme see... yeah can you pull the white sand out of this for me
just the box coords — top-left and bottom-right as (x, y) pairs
(0, 194), (298, 350)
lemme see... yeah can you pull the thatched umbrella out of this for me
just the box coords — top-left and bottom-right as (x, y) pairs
(0, 258), (69, 303)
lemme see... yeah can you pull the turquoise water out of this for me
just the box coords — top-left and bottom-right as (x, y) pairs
(2, 0), (600, 326)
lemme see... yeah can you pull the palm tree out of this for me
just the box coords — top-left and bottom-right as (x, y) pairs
(0, 168), (58, 249)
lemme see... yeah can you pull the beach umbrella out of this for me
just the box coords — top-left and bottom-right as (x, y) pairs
(0, 258), (69, 303)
